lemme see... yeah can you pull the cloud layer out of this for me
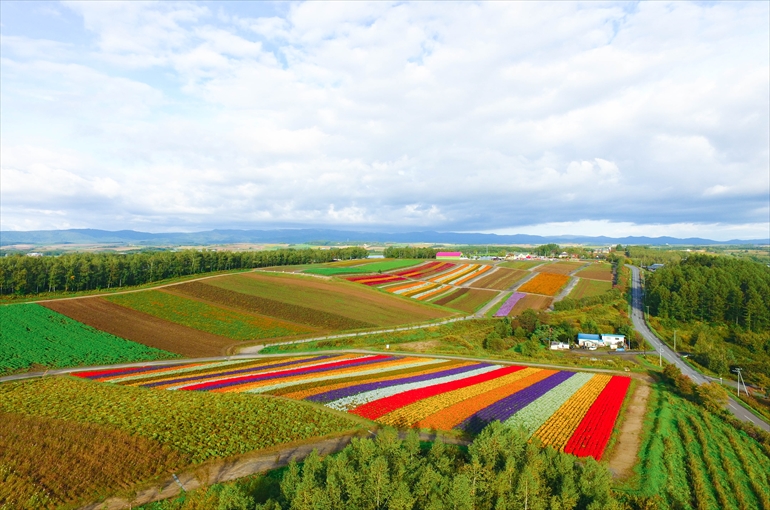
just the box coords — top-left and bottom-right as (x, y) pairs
(1, 1), (768, 240)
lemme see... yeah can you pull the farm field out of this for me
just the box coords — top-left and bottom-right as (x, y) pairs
(510, 294), (553, 316)
(0, 304), (177, 375)
(472, 267), (529, 290)
(392, 261), (456, 279)
(498, 260), (544, 270)
(80, 354), (632, 461)
(518, 272), (570, 295)
(568, 278), (613, 300)
(106, 291), (316, 341)
(42, 298), (241, 357)
(431, 288), (498, 313)
(206, 272), (452, 326)
(534, 261), (586, 275)
(624, 385), (770, 510)
(303, 259), (421, 276)
(575, 262), (614, 281)
(169, 281), (374, 331)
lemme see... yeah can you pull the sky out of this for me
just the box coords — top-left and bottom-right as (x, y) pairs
(1, 1), (768, 241)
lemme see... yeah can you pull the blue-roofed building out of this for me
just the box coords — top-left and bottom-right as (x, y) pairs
(577, 333), (601, 348)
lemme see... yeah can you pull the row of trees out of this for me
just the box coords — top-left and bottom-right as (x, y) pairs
(383, 247), (439, 259)
(0, 247), (369, 296)
(645, 255), (770, 332)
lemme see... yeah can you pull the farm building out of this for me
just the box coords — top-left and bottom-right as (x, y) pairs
(577, 333), (602, 348)
(436, 251), (463, 260)
(550, 341), (570, 350)
(601, 334), (626, 349)
(577, 333), (626, 349)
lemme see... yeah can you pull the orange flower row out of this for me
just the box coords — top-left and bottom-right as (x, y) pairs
(518, 273), (570, 296)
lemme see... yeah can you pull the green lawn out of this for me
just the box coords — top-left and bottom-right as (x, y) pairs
(304, 259), (422, 276)
(568, 278), (612, 300)
(498, 260), (543, 269)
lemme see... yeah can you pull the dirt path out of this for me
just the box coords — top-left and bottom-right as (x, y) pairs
(79, 430), (467, 510)
(607, 381), (650, 478)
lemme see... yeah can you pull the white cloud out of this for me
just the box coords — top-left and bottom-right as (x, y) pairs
(1, 1), (767, 239)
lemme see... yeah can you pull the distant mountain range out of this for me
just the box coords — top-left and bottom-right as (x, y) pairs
(0, 228), (766, 247)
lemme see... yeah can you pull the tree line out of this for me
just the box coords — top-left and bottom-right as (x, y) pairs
(0, 247), (369, 296)
(645, 254), (770, 332)
(383, 247), (439, 259)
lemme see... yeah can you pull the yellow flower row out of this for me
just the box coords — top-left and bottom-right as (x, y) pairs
(378, 367), (542, 428)
(533, 374), (612, 450)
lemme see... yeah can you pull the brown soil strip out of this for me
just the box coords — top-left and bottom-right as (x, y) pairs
(608, 382), (650, 478)
(434, 288), (468, 306)
(41, 299), (236, 357)
(445, 289), (498, 314)
(472, 268), (529, 290)
(533, 262), (585, 275)
(509, 294), (552, 316)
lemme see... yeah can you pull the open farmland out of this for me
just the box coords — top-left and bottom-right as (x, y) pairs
(0, 304), (177, 375)
(518, 272), (570, 295)
(432, 288), (498, 313)
(624, 385), (770, 510)
(510, 294), (553, 316)
(81, 354), (632, 461)
(499, 260), (545, 270)
(106, 291), (316, 341)
(472, 267), (529, 290)
(0, 375), (362, 464)
(42, 298), (236, 357)
(0, 412), (189, 509)
(568, 278), (613, 300)
(169, 281), (375, 331)
(206, 272), (452, 326)
(575, 262), (614, 281)
(533, 261), (586, 275)
(304, 259), (421, 275)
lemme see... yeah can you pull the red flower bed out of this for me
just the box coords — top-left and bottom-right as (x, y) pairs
(563, 376), (630, 459)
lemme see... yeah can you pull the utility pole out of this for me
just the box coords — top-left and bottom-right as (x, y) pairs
(673, 329), (677, 353)
(735, 368), (748, 397)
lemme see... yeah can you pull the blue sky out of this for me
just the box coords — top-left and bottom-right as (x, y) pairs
(1, 1), (768, 240)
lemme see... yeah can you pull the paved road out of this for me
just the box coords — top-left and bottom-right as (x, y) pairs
(627, 264), (769, 432)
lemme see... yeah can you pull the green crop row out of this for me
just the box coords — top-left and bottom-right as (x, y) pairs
(0, 377), (363, 464)
(304, 259), (422, 276)
(106, 291), (315, 340)
(627, 385), (770, 509)
(0, 304), (177, 375)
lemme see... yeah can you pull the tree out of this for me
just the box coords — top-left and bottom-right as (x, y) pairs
(695, 382), (729, 414)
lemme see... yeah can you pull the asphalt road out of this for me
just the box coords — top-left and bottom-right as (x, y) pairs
(627, 264), (769, 432)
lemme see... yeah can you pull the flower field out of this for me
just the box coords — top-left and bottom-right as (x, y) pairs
(517, 273), (570, 296)
(494, 292), (526, 317)
(80, 355), (631, 460)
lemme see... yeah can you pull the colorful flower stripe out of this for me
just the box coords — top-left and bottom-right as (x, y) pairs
(416, 263), (459, 279)
(387, 281), (428, 294)
(363, 365), (525, 422)
(452, 264), (492, 286)
(326, 365), (498, 412)
(533, 375), (612, 450)
(73, 363), (186, 380)
(429, 264), (473, 283)
(392, 261), (443, 277)
(416, 369), (556, 430)
(458, 371), (576, 434)
(139, 355), (347, 389)
(401, 282), (440, 297)
(179, 355), (393, 392)
(284, 360), (461, 400)
(414, 284), (453, 301)
(113, 359), (268, 385)
(443, 264), (486, 284)
(495, 292), (527, 317)
(380, 367), (540, 428)
(564, 376), (631, 459)
(238, 357), (434, 394)
(346, 275), (406, 285)
(503, 373), (594, 434)
(307, 362), (478, 404)
(137, 355), (336, 388)
(196, 355), (397, 393)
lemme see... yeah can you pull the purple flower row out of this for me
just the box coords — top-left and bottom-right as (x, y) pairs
(494, 292), (527, 317)
(457, 370), (575, 433)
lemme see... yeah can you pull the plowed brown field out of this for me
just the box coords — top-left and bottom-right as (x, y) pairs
(472, 268), (529, 290)
(41, 298), (236, 357)
(509, 294), (552, 316)
(432, 288), (497, 313)
(533, 261), (586, 275)
(575, 263), (613, 281)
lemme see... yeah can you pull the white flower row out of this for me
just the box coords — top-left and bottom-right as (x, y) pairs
(505, 372), (594, 434)
(446, 264), (488, 284)
(108, 359), (252, 384)
(326, 364), (502, 411)
(431, 264), (472, 283)
(411, 284), (452, 300)
(392, 281), (434, 294)
(245, 358), (446, 393)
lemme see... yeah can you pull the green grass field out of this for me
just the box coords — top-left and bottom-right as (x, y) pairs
(498, 260), (543, 269)
(206, 273), (452, 326)
(568, 278), (612, 300)
(106, 291), (315, 340)
(0, 304), (178, 375)
(622, 385), (770, 509)
(303, 259), (421, 276)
